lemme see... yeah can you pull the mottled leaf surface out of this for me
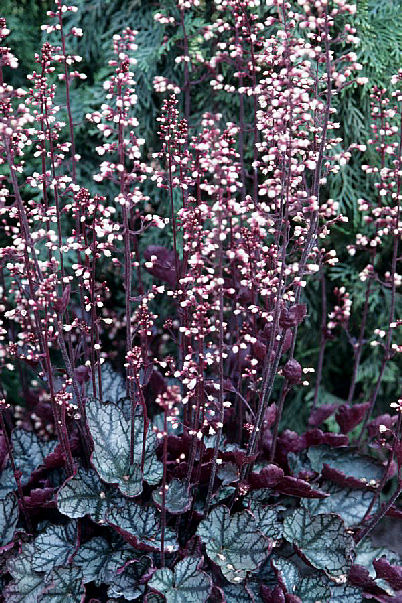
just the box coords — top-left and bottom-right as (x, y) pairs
(272, 557), (300, 593)
(5, 543), (46, 603)
(108, 555), (152, 601)
(331, 584), (362, 602)
(74, 537), (132, 586)
(152, 479), (192, 514)
(148, 557), (211, 603)
(295, 576), (331, 602)
(197, 505), (270, 583)
(107, 503), (178, 552)
(86, 398), (162, 497)
(88, 363), (126, 404)
(0, 492), (19, 547)
(41, 565), (84, 603)
(303, 483), (378, 526)
(11, 429), (56, 484)
(283, 509), (354, 578)
(31, 522), (77, 573)
(57, 467), (124, 523)
(222, 584), (254, 602)
(248, 500), (283, 540)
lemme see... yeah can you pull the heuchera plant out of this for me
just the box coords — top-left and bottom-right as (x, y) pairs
(0, 0), (401, 601)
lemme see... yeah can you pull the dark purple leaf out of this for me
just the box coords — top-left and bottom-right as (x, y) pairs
(261, 585), (286, 603)
(386, 506), (402, 519)
(23, 487), (55, 509)
(249, 464), (284, 488)
(143, 245), (178, 287)
(0, 430), (8, 469)
(279, 304), (307, 328)
(373, 557), (402, 591)
(321, 464), (375, 490)
(305, 429), (348, 448)
(335, 403), (370, 434)
(264, 404), (278, 429)
(75, 365), (90, 384)
(368, 414), (397, 440)
(308, 404), (338, 427)
(275, 475), (329, 499)
(285, 595), (302, 603)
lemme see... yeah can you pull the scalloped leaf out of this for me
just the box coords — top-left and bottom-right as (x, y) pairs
(31, 522), (77, 573)
(107, 503), (179, 552)
(11, 429), (57, 484)
(152, 479), (192, 514)
(0, 492), (19, 548)
(86, 398), (163, 497)
(283, 509), (354, 578)
(303, 483), (378, 526)
(41, 565), (85, 603)
(307, 445), (383, 488)
(148, 556), (212, 603)
(248, 500), (283, 540)
(295, 576), (331, 602)
(108, 555), (152, 601)
(197, 505), (271, 583)
(74, 537), (133, 586)
(5, 542), (47, 603)
(355, 541), (400, 577)
(57, 467), (124, 523)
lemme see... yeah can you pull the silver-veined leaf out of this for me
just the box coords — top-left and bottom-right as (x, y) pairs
(41, 565), (84, 603)
(271, 557), (300, 593)
(283, 508), (354, 578)
(31, 522), (77, 573)
(295, 576), (331, 602)
(107, 503), (179, 552)
(86, 398), (163, 497)
(302, 483), (378, 526)
(74, 537), (133, 586)
(11, 429), (56, 484)
(196, 505), (271, 583)
(57, 467), (124, 523)
(152, 479), (192, 514)
(0, 492), (19, 547)
(148, 557), (211, 603)
(107, 555), (152, 600)
(5, 542), (46, 603)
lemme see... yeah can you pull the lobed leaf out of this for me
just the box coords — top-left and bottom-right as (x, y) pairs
(283, 508), (354, 578)
(41, 565), (85, 603)
(197, 505), (271, 583)
(57, 467), (124, 523)
(148, 556), (212, 603)
(302, 483), (378, 526)
(31, 522), (77, 573)
(107, 502), (179, 552)
(152, 478), (192, 514)
(307, 445), (383, 489)
(74, 537), (133, 586)
(5, 543), (46, 603)
(86, 398), (163, 497)
(108, 555), (152, 601)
